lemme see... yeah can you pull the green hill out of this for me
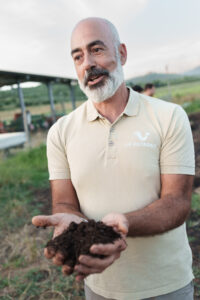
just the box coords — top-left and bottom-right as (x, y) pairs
(127, 71), (200, 87)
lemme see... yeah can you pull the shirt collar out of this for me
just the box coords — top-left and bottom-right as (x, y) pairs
(123, 87), (140, 117)
(87, 99), (100, 121)
(86, 86), (140, 122)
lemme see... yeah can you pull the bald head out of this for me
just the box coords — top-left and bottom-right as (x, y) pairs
(71, 17), (120, 47)
(70, 17), (127, 103)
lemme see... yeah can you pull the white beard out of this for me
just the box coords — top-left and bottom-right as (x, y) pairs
(78, 57), (124, 103)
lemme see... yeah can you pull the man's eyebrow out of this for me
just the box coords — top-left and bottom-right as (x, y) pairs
(87, 40), (107, 48)
(71, 47), (81, 56)
(71, 40), (106, 56)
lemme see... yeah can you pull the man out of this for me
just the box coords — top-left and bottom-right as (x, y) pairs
(132, 85), (144, 93)
(32, 18), (195, 300)
(143, 83), (155, 97)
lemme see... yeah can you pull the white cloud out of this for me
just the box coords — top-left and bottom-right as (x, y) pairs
(0, 0), (199, 81)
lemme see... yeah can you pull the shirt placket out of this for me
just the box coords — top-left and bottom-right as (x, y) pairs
(107, 125), (117, 159)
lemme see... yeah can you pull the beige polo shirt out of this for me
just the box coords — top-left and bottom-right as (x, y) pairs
(47, 88), (195, 300)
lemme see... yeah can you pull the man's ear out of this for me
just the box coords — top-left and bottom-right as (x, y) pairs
(118, 43), (127, 66)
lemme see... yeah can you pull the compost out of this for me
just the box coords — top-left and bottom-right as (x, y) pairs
(46, 219), (121, 270)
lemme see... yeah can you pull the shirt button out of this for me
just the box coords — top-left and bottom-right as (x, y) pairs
(109, 141), (114, 146)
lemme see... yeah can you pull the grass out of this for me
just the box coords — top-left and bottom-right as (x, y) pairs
(0, 145), (85, 299)
(0, 145), (49, 233)
(0, 101), (84, 122)
(154, 80), (200, 115)
(155, 80), (200, 104)
(183, 99), (200, 114)
(191, 194), (200, 214)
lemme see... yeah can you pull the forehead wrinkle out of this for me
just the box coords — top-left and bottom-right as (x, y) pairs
(88, 40), (107, 48)
(71, 40), (107, 56)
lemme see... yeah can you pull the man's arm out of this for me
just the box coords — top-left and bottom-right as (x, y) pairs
(124, 174), (193, 237)
(51, 179), (86, 218)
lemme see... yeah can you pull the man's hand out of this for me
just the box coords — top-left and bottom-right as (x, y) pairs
(74, 213), (129, 281)
(32, 213), (86, 275)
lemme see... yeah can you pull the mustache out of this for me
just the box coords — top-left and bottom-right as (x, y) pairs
(84, 68), (109, 86)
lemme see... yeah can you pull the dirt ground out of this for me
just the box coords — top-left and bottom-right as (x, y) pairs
(189, 112), (200, 189)
(187, 112), (200, 299)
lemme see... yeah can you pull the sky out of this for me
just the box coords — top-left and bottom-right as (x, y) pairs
(0, 0), (200, 81)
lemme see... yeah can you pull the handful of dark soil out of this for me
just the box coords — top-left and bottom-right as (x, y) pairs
(46, 219), (121, 270)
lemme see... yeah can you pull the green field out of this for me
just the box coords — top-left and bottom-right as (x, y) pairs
(155, 80), (200, 105)
(0, 146), (85, 299)
(155, 80), (200, 114)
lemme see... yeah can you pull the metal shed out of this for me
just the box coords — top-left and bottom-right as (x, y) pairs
(0, 70), (77, 150)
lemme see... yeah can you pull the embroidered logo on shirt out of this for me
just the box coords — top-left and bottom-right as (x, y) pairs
(124, 131), (157, 149)
(134, 131), (150, 141)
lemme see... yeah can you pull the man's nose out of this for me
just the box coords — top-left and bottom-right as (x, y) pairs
(83, 53), (96, 70)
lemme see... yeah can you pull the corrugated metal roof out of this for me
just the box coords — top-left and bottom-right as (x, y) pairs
(0, 70), (77, 87)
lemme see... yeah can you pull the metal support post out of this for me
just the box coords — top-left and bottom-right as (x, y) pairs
(17, 81), (30, 144)
(69, 83), (76, 110)
(47, 81), (56, 123)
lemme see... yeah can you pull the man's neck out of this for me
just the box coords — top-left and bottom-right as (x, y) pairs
(93, 83), (129, 124)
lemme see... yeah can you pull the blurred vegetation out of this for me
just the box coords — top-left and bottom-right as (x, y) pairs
(0, 82), (86, 111)
(0, 145), (48, 233)
(0, 145), (85, 299)
(0, 77), (200, 113)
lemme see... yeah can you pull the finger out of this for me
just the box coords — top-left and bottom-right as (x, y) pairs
(62, 265), (73, 276)
(53, 228), (65, 238)
(74, 264), (101, 275)
(75, 274), (87, 282)
(116, 222), (128, 235)
(78, 253), (116, 270)
(102, 214), (129, 235)
(52, 252), (65, 266)
(76, 254), (116, 274)
(90, 239), (126, 256)
(32, 215), (58, 227)
(44, 247), (55, 259)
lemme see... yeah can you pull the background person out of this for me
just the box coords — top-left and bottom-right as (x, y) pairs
(132, 84), (143, 93)
(143, 83), (155, 96)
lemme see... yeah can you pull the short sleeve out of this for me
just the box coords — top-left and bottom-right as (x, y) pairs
(160, 105), (195, 175)
(47, 122), (71, 180)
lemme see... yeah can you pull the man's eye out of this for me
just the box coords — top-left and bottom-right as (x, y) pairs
(92, 47), (103, 53)
(74, 55), (81, 61)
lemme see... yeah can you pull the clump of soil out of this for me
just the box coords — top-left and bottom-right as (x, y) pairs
(46, 220), (121, 270)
